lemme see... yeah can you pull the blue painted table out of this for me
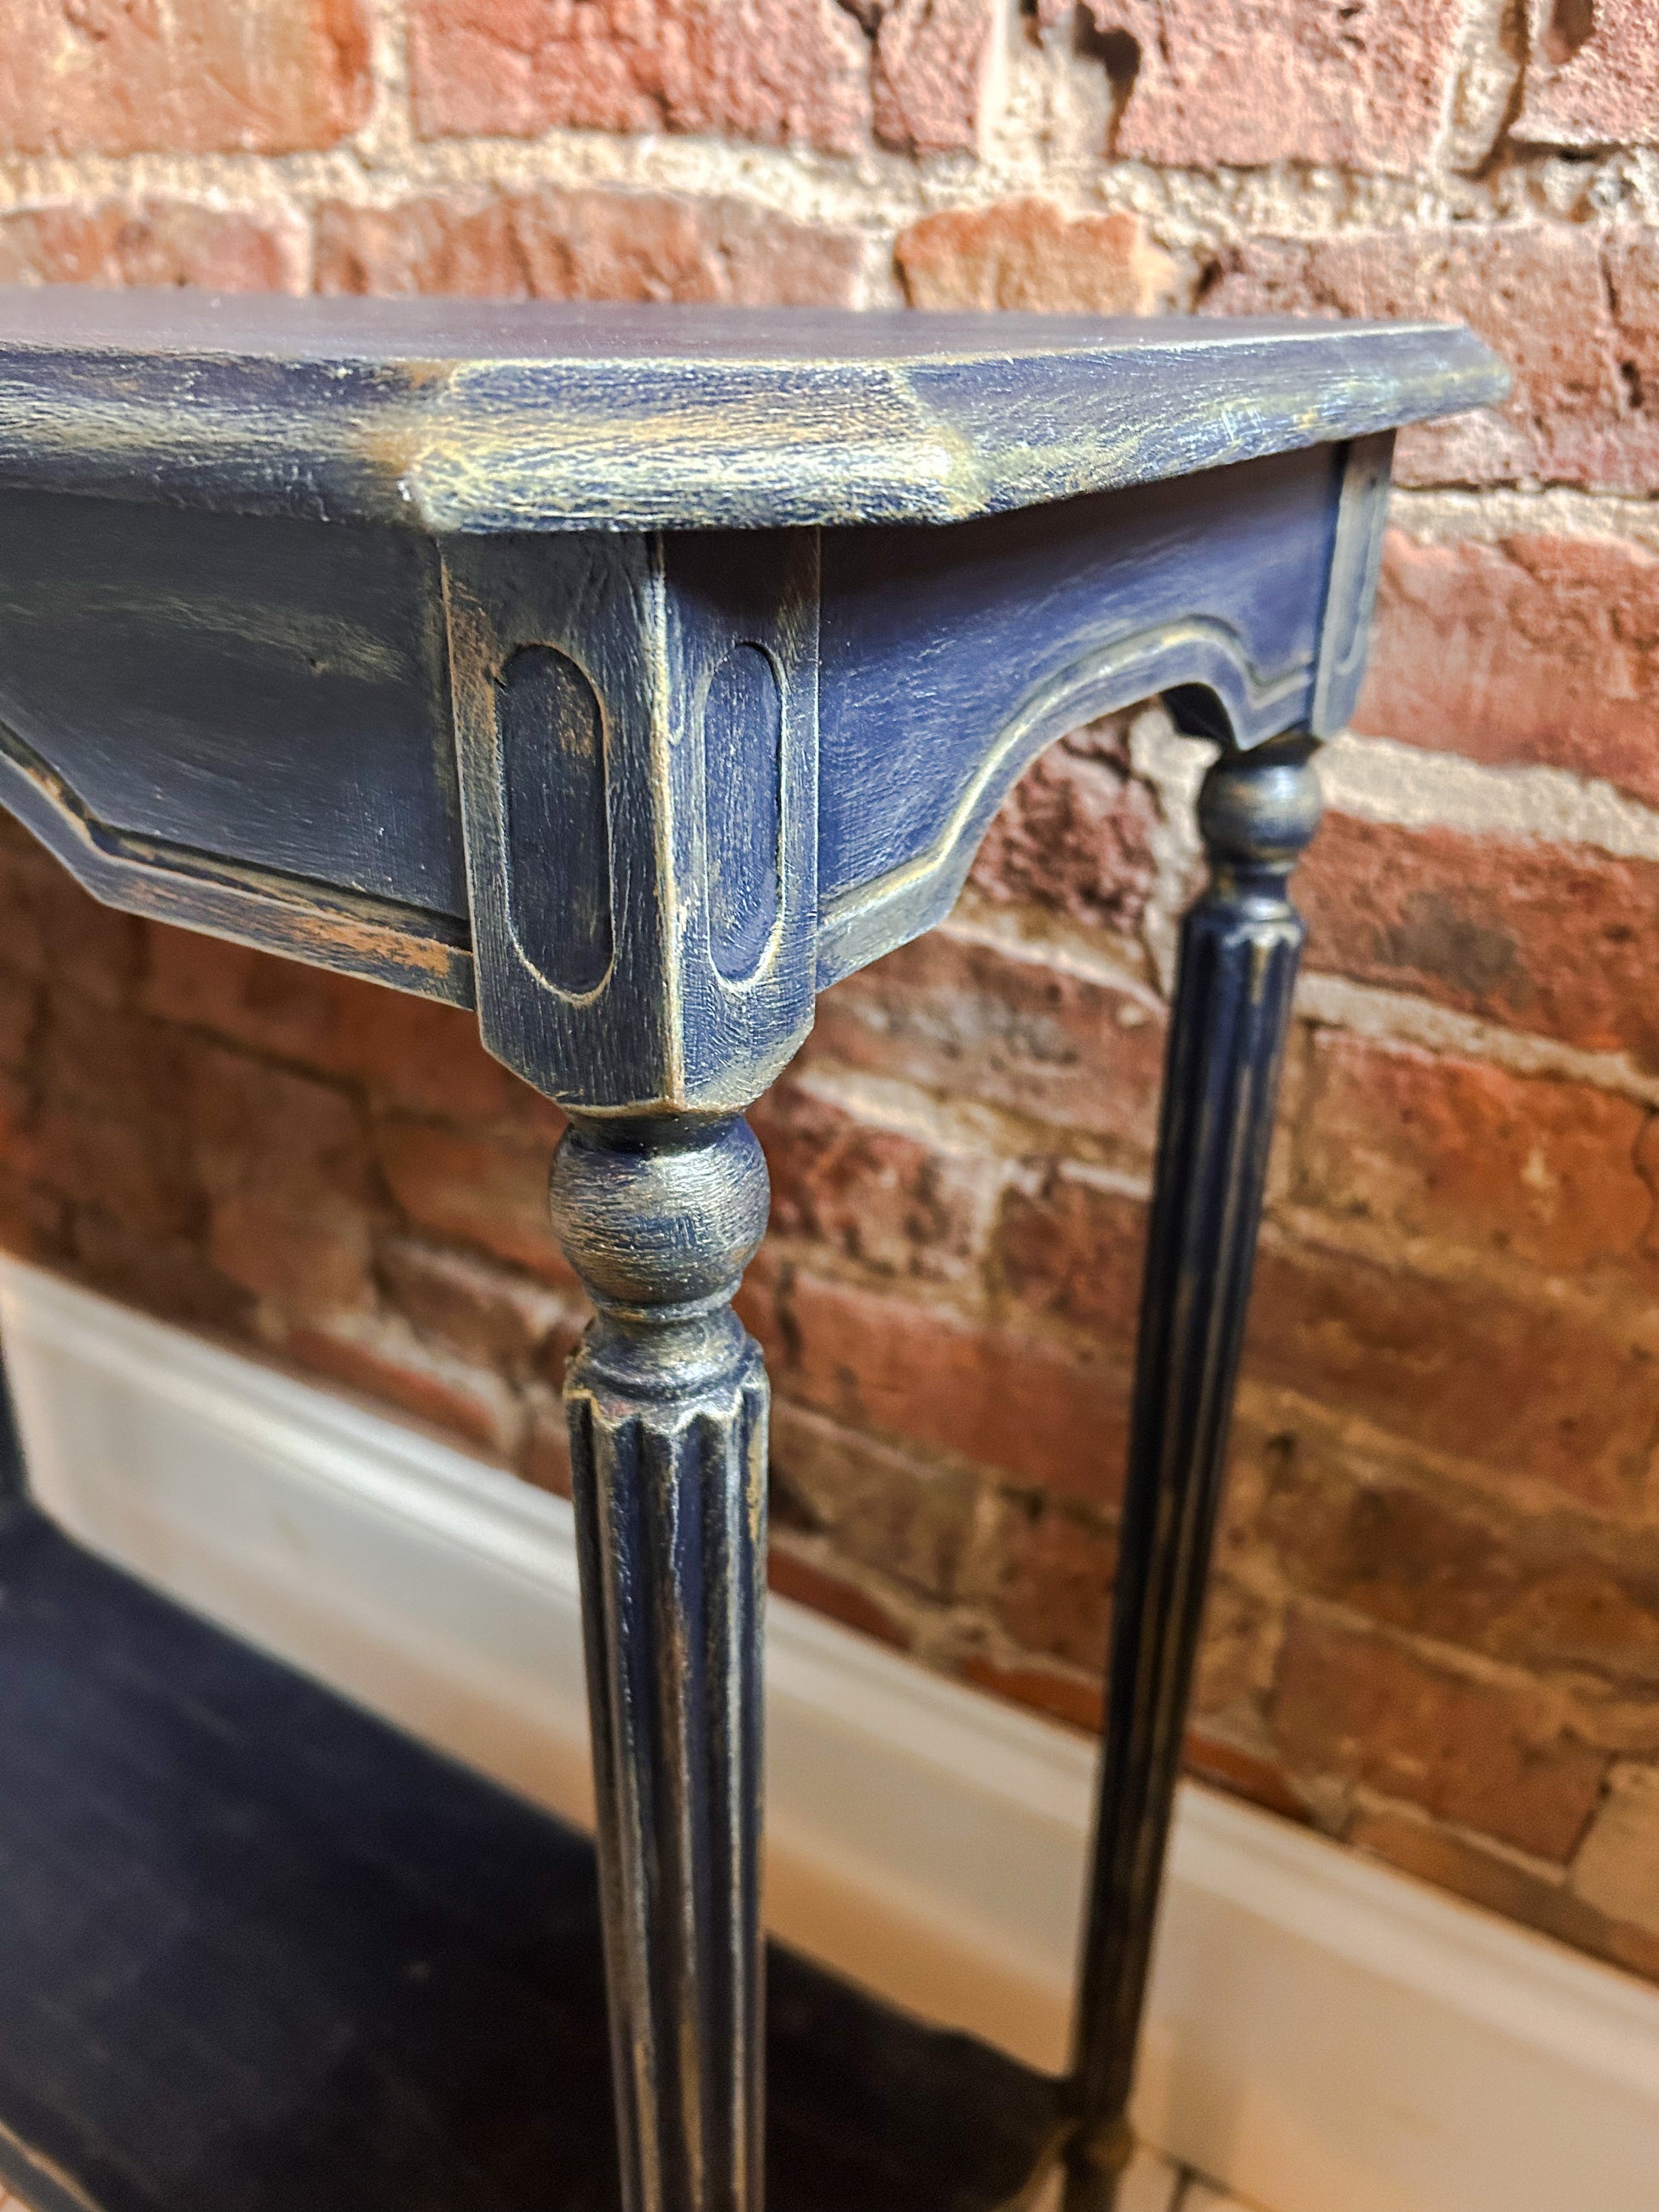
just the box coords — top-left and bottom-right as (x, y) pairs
(0, 292), (1503, 2212)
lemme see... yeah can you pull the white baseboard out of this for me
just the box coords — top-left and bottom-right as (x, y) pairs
(3, 1256), (1656, 2212)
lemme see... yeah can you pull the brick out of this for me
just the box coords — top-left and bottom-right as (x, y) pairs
(142, 927), (562, 1136)
(208, 1189), (371, 1316)
(0, 973), (38, 1074)
(1043, 0), (1462, 172)
(1351, 1805), (1659, 1983)
(1246, 1236), (1658, 1516)
(39, 997), (184, 1122)
(770, 1400), (979, 1601)
(0, 1071), (28, 1154)
(1297, 811), (1659, 1071)
(1271, 1613), (1607, 1859)
(0, 1170), (68, 1269)
(1191, 1572), (1282, 1724)
(517, 1383), (574, 1499)
(0, 829), (143, 1006)
(376, 1118), (572, 1286)
(26, 1002), (200, 1239)
(315, 188), (863, 307)
(42, 894), (145, 1011)
(958, 1652), (1314, 1822)
(1252, 1423), (1659, 1689)
(1570, 1762), (1659, 1938)
(968, 1557), (1282, 1753)
(0, 827), (57, 984)
(1610, 239), (1659, 396)
(187, 1049), (374, 1315)
(733, 1246), (789, 1371)
(0, 200), (303, 292)
(769, 1541), (912, 1649)
(966, 726), (1160, 936)
(869, 0), (1002, 154)
(290, 1310), (523, 1458)
(1515, 0), (1659, 148)
(896, 200), (1172, 315)
(779, 1266), (1133, 1502)
(1184, 1732), (1312, 1825)
(1356, 530), (1659, 808)
(808, 932), (1167, 1167)
(188, 1048), (372, 1208)
(1204, 227), (1659, 493)
(1488, 1562), (1659, 1695)
(0, 0), (373, 156)
(16, 1097), (199, 1245)
(408, 0), (872, 154)
(1298, 1031), (1657, 1281)
(961, 1490), (1116, 1671)
(961, 1651), (1103, 1732)
(994, 1169), (1147, 1346)
(378, 1234), (584, 1383)
(67, 1208), (256, 1339)
(751, 1077), (991, 1286)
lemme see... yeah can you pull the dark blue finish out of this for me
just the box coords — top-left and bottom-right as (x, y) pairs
(0, 292), (1510, 2212)
(0, 293), (1503, 1091)
(705, 644), (783, 984)
(500, 645), (614, 996)
(1309, 433), (1393, 736)
(817, 448), (1338, 981)
(550, 1114), (774, 2212)
(666, 534), (818, 1107)
(447, 528), (820, 1112)
(0, 410), (1402, 1117)
(0, 488), (463, 916)
(0, 291), (1506, 534)
(1062, 742), (1323, 2212)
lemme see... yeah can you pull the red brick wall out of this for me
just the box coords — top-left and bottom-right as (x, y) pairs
(1, 0), (1657, 1984)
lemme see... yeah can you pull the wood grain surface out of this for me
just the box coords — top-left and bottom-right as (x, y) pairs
(0, 290), (1505, 531)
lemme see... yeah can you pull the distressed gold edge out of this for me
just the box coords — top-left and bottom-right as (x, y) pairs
(814, 618), (1313, 987)
(0, 722), (475, 1008)
(0, 326), (1505, 536)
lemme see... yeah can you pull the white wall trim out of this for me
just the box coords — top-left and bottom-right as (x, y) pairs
(3, 1256), (1656, 2212)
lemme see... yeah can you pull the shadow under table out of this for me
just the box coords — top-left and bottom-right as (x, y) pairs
(0, 1503), (1061, 2212)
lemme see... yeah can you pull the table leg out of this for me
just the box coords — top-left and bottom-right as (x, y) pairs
(1061, 736), (1323, 2212)
(550, 1112), (771, 2212)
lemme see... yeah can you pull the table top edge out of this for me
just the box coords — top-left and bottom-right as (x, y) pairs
(0, 291), (1508, 530)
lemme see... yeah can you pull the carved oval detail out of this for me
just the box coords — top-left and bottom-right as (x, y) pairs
(497, 645), (612, 997)
(702, 642), (782, 984)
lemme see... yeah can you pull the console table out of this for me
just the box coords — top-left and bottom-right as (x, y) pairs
(0, 292), (1502, 2212)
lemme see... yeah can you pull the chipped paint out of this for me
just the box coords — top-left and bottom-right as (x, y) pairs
(0, 291), (1506, 534)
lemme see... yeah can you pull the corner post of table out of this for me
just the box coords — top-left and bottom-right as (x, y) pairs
(1062, 733), (1323, 2212)
(550, 1110), (770, 2212)
(441, 523), (818, 2212)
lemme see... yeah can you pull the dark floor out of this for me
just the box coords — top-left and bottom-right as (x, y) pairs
(0, 1502), (1066, 2212)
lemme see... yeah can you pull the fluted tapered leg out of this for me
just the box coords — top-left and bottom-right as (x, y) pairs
(550, 1113), (770, 2212)
(1062, 737), (1322, 2212)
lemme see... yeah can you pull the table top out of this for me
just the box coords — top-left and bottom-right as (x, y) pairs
(0, 289), (1506, 534)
